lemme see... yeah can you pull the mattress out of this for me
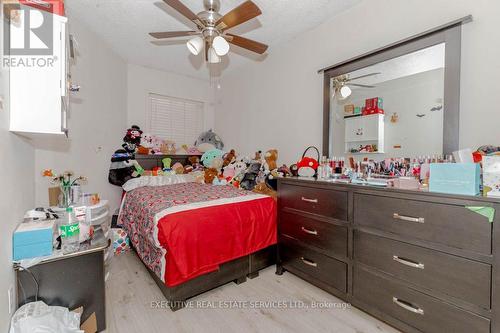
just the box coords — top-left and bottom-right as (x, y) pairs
(118, 182), (277, 286)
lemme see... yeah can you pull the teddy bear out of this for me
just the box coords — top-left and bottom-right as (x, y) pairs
(223, 149), (236, 167)
(204, 168), (219, 184)
(172, 162), (184, 174)
(264, 149), (278, 171)
(161, 140), (177, 155)
(253, 182), (277, 199)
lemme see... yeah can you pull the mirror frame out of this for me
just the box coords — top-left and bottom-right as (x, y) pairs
(320, 16), (472, 157)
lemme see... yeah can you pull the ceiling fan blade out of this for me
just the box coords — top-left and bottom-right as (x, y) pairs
(163, 0), (205, 27)
(348, 72), (381, 81)
(350, 83), (376, 88)
(225, 34), (268, 54)
(205, 40), (209, 62)
(149, 31), (199, 39)
(216, 1), (262, 31)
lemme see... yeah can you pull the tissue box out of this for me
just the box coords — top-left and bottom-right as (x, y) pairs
(483, 156), (500, 198)
(13, 220), (54, 261)
(429, 163), (480, 196)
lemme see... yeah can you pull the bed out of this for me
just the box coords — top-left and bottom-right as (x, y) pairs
(118, 155), (277, 310)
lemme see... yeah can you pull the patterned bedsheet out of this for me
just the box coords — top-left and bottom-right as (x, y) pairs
(118, 182), (274, 284)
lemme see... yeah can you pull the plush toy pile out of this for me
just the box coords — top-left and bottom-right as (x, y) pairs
(109, 126), (291, 198)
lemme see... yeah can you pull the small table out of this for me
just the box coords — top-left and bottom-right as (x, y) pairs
(15, 229), (110, 332)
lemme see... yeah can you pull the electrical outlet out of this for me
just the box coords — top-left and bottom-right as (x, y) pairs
(7, 285), (15, 315)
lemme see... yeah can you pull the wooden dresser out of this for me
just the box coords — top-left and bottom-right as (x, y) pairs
(277, 177), (500, 333)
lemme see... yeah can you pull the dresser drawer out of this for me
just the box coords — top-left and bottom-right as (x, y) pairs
(353, 266), (490, 333)
(279, 183), (348, 220)
(280, 236), (347, 293)
(353, 194), (492, 254)
(279, 211), (347, 258)
(354, 231), (491, 309)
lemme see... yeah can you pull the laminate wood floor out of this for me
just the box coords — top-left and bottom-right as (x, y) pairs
(105, 251), (400, 333)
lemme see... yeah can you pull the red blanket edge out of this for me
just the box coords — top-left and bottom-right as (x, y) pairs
(156, 196), (277, 287)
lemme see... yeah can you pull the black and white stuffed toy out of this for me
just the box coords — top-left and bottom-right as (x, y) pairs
(108, 126), (144, 186)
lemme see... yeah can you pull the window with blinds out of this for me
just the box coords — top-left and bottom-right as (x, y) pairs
(148, 93), (204, 145)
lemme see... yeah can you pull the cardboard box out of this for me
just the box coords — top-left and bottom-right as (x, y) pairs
(429, 163), (481, 196)
(344, 104), (355, 115)
(73, 307), (97, 333)
(483, 156), (500, 197)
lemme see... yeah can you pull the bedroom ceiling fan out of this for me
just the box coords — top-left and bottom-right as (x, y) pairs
(332, 72), (381, 99)
(150, 0), (268, 64)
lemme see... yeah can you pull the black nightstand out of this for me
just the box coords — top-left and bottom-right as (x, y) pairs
(15, 229), (110, 332)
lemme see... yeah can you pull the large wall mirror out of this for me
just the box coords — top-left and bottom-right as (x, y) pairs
(321, 16), (471, 159)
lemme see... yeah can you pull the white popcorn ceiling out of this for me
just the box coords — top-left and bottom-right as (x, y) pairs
(66, 0), (361, 80)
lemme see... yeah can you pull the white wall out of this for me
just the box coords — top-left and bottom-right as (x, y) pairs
(34, 15), (127, 212)
(127, 64), (214, 135)
(215, 0), (500, 165)
(333, 69), (445, 159)
(0, 12), (35, 331)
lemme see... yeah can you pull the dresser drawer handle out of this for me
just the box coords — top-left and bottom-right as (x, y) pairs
(301, 197), (318, 203)
(392, 297), (424, 315)
(393, 213), (425, 224)
(301, 227), (318, 235)
(300, 257), (318, 267)
(393, 256), (425, 269)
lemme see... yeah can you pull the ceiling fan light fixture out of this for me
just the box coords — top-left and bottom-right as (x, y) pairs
(187, 36), (204, 55)
(212, 36), (230, 56)
(340, 85), (352, 99)
(208, 47), (221, 64)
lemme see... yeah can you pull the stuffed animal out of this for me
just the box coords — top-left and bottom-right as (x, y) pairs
(162, 158), (173, 173)
(151, 136), (164, 155)
(223, 149), (236, 167)
(195, 129), (224, 152)
(161, 140), (177, 155)
(204, 168), (219, 184)
(184, 165), (193, 174)
(278, 164), (291, 177)
(240, 163), (261, 191)
(290, 164), (299, 177)
(201, 149), (225, 168)
(264, 149), (278, 171)
(253, 182), (277, 199)
(108, 149), (143, 186)
(172, 162), (184, 174)
(188, 156), (200, 165)
(254, 150), (262, 161)
(213, 178), (228, 186)
(222, 164), (236, 179)
(181, 144), (202, 155)
(141, 133), (154, 150)
(123, 125), (143, 154)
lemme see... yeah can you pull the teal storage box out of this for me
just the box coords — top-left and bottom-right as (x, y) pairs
(429, 163), (481, 196)
(13, 220), (54, 261)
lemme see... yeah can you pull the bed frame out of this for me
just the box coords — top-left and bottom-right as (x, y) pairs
(132, 154), (277, 311)
(138, 245), (276, 311)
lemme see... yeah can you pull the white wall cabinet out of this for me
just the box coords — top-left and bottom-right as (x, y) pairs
(344, 114), (385, 153)
(9, 11), (68, 136)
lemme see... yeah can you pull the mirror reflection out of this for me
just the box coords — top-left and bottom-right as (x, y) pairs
(330, 43), (445, 159)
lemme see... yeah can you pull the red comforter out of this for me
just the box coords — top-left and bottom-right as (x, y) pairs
(119, 182), (277, 287)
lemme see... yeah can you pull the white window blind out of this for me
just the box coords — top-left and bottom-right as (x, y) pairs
(148, 94), (204, 145)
